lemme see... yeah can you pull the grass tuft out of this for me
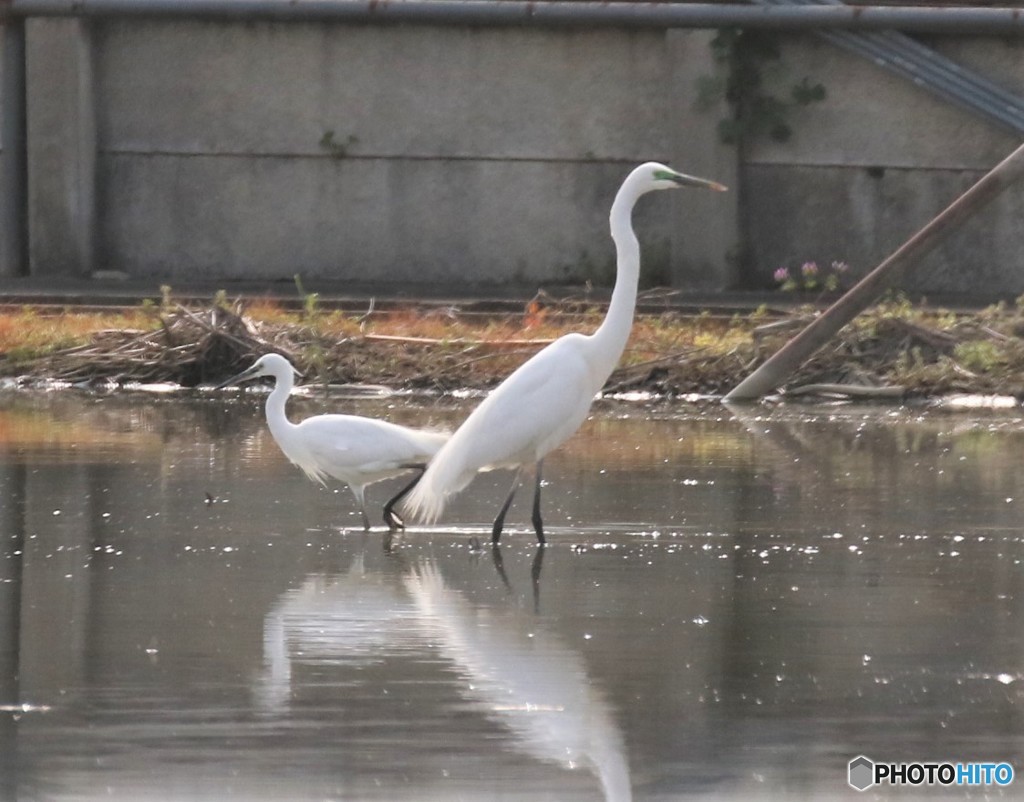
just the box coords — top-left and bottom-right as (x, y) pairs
(3, 293), (1024, 399)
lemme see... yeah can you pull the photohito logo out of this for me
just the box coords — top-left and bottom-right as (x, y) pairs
(848, 756), (1014, 792)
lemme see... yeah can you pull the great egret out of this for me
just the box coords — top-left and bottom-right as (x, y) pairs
(404, 561), (633, 801)
(403, 162), (726, 543)
(219, 353), (448, 530)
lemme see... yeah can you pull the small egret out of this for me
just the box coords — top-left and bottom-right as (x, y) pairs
(219, 353), (448, 530)
(403, 162), (726, 543)
(255, 555), (411, 712)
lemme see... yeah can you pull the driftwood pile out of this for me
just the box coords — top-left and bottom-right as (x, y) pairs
(759, 312), (1024, 399)
(18, 297), (1024, 398)
(590, 307), (1024, 399)
(33, 305), (296, 387)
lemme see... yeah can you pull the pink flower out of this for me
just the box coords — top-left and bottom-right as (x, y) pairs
(801, 261), (819, 277)
(773, 267), (790, 283)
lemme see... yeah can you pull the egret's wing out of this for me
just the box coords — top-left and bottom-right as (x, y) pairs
(455, 337), (595, 470)
(299, 415), (446, 482)
(405, 335), (597, 522)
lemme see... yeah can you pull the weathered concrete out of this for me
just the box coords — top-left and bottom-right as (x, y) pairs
(97, 23), (679, 158)
(18, 21), (1024, 297)
(28, 20), (738, 289)
(1, 21), (29, 278)
(667, 29), (740, 290)
(26, 18), (96, 277)
(744, 34), (1024, 294)
(99, 155), (691, 285)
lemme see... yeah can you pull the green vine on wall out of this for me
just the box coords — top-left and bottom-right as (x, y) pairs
(697, 29), (826, 144)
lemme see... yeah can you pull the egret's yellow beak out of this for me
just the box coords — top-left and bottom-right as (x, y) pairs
(669, 172), (728, 192)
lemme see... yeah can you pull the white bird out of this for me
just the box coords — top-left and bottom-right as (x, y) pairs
(403, 162), (726, 543)
(404, 561), (633, 802)
(219, 353), (448, 530)
(255, 554), (415, 713)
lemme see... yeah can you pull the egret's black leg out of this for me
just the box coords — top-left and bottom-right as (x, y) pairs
(383, 468), (425, 531)
(491, 468), (523, 544)
(381, 529), (395, 555)
(491, 543), (512, 592)
(531, 459), (546, 545)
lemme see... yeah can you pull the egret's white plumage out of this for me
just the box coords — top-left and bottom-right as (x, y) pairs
(403, 162), (726, 542)
(220, 353), (448, 530)
(404, 561), (633, 801)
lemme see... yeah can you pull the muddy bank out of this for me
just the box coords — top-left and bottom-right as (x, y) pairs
(5, 295), (1024, 400)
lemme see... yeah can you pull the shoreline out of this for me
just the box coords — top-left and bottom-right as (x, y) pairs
(2, 291), (1024, 402)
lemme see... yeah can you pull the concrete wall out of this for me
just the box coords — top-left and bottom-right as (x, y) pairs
(744, 33), (1024, 296)
(20, 21), (1024, 297)
(26, 20), (96, 279)
(1, 22), (29, 279)
(27, 20), (737, 291)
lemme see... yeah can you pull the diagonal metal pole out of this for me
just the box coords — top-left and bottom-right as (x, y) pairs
(725, 140), (1024, 402)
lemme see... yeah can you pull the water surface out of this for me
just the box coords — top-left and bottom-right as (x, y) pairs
(1, 391), (1023, 800)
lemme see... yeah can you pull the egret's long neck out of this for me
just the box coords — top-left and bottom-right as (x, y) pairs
(265, 370), (297, 444)
(590, 182), (643, 370)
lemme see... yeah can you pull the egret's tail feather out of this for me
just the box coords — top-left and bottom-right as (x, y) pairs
(401, 471), (450, 525)
(401, 451), (476, 525)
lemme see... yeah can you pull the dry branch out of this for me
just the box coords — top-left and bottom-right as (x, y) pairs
(8, 294), (1024, 400)
(362, 333), (555, 348)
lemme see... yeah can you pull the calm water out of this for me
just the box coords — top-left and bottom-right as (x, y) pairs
(2, 390), (1024, 800)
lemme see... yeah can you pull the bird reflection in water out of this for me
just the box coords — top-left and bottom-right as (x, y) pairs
(488, 542), (545, 615)
(253, 552), (414, 711)
(405, 560), (632, 802)
(254, 550), (631, 801)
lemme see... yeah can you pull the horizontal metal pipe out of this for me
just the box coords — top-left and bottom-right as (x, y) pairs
(1, 0), (1024, 33)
